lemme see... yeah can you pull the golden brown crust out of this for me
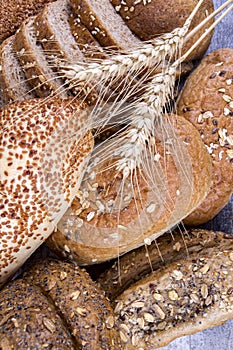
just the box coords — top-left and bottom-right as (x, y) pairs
(97, 229), (231, 300)
(111, 229), (233, 349)
(47, 114), (212, 264)
(110, 0), (214, 60)
(177, 48), (233, 225)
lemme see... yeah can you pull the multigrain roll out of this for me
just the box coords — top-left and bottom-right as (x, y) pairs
(96, 229), (233, 349)
(177, 48), (233, 225)
(0, 259), (121, 349)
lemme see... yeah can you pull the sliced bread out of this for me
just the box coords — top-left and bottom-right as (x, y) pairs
(35, 0), (86, 63)
(0, 36), (35, 103)
(69, 0), (141, 49)
(13, 16), (68, 98)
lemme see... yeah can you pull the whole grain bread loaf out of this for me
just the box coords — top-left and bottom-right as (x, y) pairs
(177, 48), (233, 225)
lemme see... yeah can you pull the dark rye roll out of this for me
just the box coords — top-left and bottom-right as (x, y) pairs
(109, 0), (214, 60)
(0, 259), (121, 350)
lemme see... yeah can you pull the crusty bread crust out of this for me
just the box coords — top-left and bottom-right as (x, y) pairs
(0, 0), (54, 42)
(177, 48), (233, 225)
(0, 259), (121, 349)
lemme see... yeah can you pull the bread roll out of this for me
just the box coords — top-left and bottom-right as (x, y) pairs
(107, 229), (233, 349)
(110, 0), (214, 60)
(0, 259), (121, 349)
(177, 48), (233, 225)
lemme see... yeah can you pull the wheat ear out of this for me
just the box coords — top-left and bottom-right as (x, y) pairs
(59, 0), (205, 95)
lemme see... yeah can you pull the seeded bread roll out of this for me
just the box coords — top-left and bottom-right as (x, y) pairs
(0, 259), (121, 349)
(96, 229), (229, 300)
(23, 259), (120, 349)
(110, 0), (214, 60)
(46, 114), (212, 265)
(0, 280), (76, 349)
(177, 48), (233, 225)
(111, 229), (233, 349)
(0, 0), (54, 43)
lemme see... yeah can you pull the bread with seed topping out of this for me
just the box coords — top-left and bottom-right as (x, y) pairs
(110, 229), (233, 349)
(0, 0), (54, 43)
(177, 48), (233, 225)
(0, 259), (121, 349)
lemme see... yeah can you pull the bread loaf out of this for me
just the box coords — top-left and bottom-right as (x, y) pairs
(177, 48), (233, 225)
(46, 114), (212, 264)
(109, 0), (214, 60)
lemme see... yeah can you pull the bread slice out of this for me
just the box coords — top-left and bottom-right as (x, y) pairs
(69, 12), (106, 58)
(69, 0), (141, 49)
(46, 114), (212, 265)
(35, 0), (86, 63)
(13, 16), (68, 98)
(0, 36), (35, 103)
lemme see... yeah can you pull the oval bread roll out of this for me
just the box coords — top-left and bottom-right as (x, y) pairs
(177, 48), (233, 225)
(106, 229), (233, 349)
(0, 259), (121, 349)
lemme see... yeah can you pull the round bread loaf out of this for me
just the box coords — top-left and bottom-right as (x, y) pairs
(109, 0), (214, 60)
(0, 259), (121, 349)
(46, 114), (212, 264)
(177, 48), (233, 225)
(0, 0), (54, 43)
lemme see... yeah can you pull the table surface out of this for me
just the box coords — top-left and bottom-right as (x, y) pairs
(160, 0), (233, 349)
